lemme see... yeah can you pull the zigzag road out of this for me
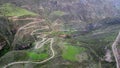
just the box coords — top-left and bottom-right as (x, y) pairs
(3, 18), (55, 68)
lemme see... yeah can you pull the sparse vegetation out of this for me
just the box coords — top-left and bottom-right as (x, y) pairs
(0, 0), (119, 68)
(0, 3), (37, 17)
(50, 11), (67, 17)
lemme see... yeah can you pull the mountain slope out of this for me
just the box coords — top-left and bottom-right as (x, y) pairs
(0, 3), (37, 17)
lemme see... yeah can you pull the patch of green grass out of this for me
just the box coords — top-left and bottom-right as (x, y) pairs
(28, 52), (49, 60)
(0, 3), (37, 17)
(62, 43), (86, 61)
(50, 11), (66, 17)
(50, 31), (73, 37)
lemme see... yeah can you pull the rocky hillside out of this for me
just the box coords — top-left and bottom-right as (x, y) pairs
(1, 0), (120, 22)
(0, 0), (120, 68)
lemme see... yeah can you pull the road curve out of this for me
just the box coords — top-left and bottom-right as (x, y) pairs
(112, 32), (120, 68)
(3, 38), (55, 68)
(3, 18), (55, 68)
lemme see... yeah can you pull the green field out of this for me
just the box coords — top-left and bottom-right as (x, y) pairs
(62, 43), (86, 61)
(0, 3), (37, 17)
(28, 52), (49, 60)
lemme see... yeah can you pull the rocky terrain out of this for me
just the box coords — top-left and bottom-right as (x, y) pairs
(0, 0), (120, 68)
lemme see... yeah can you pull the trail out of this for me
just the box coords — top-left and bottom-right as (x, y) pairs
(9, 16), (45, 22)
(112, 32), (120, 68)
(3, 17), (55, 68)
(3, 38), (55, 68)
(11, 18), (44, 47)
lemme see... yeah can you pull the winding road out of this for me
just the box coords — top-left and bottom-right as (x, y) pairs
(3, 18), (55, 68)
(112, 32), (120, 68)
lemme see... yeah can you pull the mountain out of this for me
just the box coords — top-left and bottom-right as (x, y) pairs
(1, 0), (120, 21)
(0, 0), (120, 68)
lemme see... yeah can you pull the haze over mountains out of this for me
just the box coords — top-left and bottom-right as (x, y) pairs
(0, 0), (120, 68)
(1, 0), (120, 23)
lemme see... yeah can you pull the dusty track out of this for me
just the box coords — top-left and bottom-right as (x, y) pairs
(3, 17), (55, 68)
(112, 32), (120, 68)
